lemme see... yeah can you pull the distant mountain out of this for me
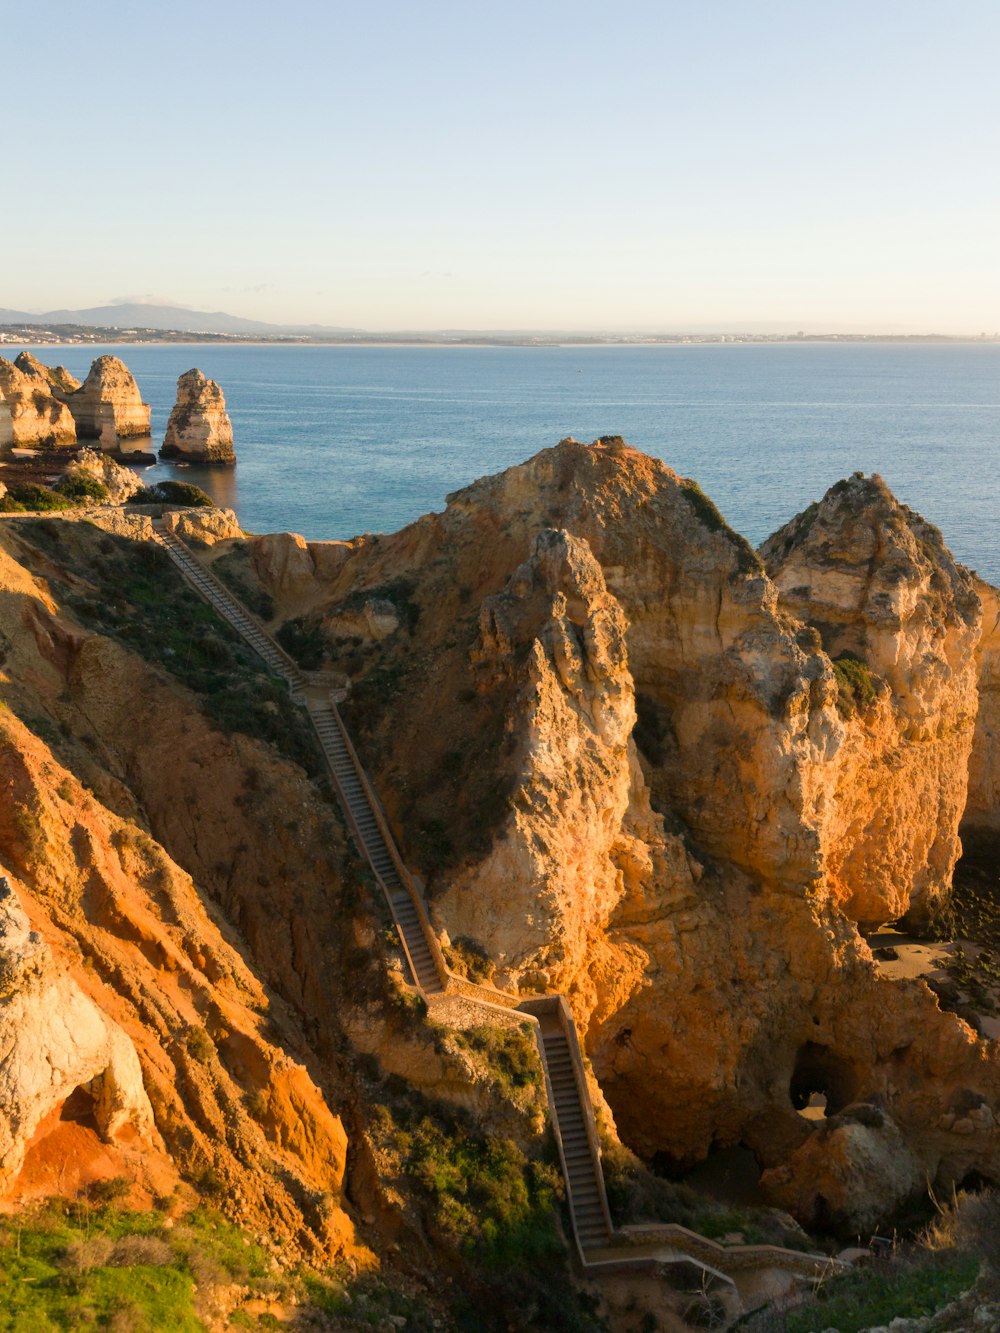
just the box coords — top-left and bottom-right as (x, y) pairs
(0, 303), (360, 336)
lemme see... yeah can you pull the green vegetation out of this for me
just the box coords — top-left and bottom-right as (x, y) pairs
(679, 478), (765, 575)
(451, 1024), (543, 1093)
(56, 474), (110, 503)
(778, 1249), (979, 1333)
(444, 935), (496, 984)
(831, 651), (881, 718)
(131, 481), (214, 508)
(0, 1201), (272, 1332)
(367, 1083), (603, 1332)
(13, 521), (324, 781)
(275, 614), (327, 669)
(0, 483), (73, 513)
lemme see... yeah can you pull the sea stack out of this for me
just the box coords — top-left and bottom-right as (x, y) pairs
(0, 357), (77, 449)
(160, 368), (236, 464)
(60, 355), (152, 453)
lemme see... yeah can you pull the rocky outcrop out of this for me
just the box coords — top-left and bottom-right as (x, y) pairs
(161, 369), (235, 463)
(60, 355), (152, 451)
(0, 874), (155, 1194)
(761, 473), (981, 928)
(0, 358), (77, 449)
(162, 505), (242, 545)
(63, 447), (144, 503)
(964, 576), (1000, 846)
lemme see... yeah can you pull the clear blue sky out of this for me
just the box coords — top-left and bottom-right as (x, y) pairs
(4, 0), (999, 332)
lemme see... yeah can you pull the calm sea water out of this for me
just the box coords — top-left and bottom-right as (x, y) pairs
(26, 342), (1000, 583)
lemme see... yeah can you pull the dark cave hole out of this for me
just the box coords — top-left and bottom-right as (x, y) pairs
(59, 1084), (99, 1131)
(789, 1042), (859, 1116)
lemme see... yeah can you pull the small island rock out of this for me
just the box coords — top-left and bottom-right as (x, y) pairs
(160, 369), (236, 464)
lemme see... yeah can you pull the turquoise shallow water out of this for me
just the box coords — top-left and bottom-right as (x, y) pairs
(25, 342), (1000, 583)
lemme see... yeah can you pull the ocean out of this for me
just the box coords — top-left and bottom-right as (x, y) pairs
(22, 341), (1000, 583)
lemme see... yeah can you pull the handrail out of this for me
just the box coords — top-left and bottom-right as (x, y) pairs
(317, 702), (451, 992)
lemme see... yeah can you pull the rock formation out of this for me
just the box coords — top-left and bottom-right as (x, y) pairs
(761, 472), (981, 928)
(0, 875), (156, 1194)
(160, 368), (235, 463)
(964, 576), (1000, 847)
(246, 437), (1000, 1233)
(62, 447), (144, 503)
(0, 357), (77, 449)
(14, 351), (81, 396)
(59, 355), (152, 453)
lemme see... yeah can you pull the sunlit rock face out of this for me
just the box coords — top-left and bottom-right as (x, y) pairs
(260, 437), (1000, 1231)
(160, 368), (235, 463)
(0, 357), (77, 448)
(964, 575), (1000, 848)
(0, 875), (155, 1194)
(60, 355), (152, 441)
(761, 472), (981, 930)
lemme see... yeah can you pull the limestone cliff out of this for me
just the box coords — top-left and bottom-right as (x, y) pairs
(161, 368), (236, 464)
(964, 576), (1000, 846)
(60, 355), (152, 449)
(0, 358), (77, 449)
(761, 472), (981, 928)
(249, 437), (1000, 1230)
(0, 874), (155, 1195)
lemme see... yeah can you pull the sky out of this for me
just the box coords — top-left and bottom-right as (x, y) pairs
(3, 0), (999, 333)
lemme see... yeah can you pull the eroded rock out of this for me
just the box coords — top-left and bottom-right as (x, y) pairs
(0, 357), (77, 449)
(0, 874), (155, 1193)
(61, 355), (152, 447)
(161, 368), (235, 463)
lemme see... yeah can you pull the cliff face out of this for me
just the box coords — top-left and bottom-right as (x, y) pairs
(250, 438), (1000, 1226)
(161, 369), (235, 463)
(0, 358), (77, 449)
(0, 522), (363, 1253)
(60, 355), (152, 445)
(965, 576), (1000, 845)
(761, 473), (981, 928)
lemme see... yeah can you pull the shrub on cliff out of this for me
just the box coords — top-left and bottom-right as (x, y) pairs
(832, 651), (880, 718)
(55, 473), (110, 503)
(130, 481), (214, 508)
(0, 483), (72, 512)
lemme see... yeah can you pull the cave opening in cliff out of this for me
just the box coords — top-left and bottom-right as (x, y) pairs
(789, 1042), (858, 1116)
(59, 1084), (99, 1130)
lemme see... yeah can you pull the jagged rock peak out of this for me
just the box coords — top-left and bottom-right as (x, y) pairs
(13, 351), (81, 395)
(160, 368), (235, 464)
(761, 470), (980, 655)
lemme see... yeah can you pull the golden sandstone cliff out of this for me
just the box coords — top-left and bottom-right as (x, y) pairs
(248, 437), (1000, 1231)
(0, 436), (998, 1324)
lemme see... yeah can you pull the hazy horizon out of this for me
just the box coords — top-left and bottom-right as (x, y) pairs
(4, 1), (998, 334)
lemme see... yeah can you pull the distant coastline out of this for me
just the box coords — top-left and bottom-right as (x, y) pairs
(1, 322), (998, 349)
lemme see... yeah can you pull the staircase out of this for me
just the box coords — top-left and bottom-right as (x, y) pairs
(150, 523), (305, 693)
(308, 700), (443, 994)
(521, 998), (614, 1256)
